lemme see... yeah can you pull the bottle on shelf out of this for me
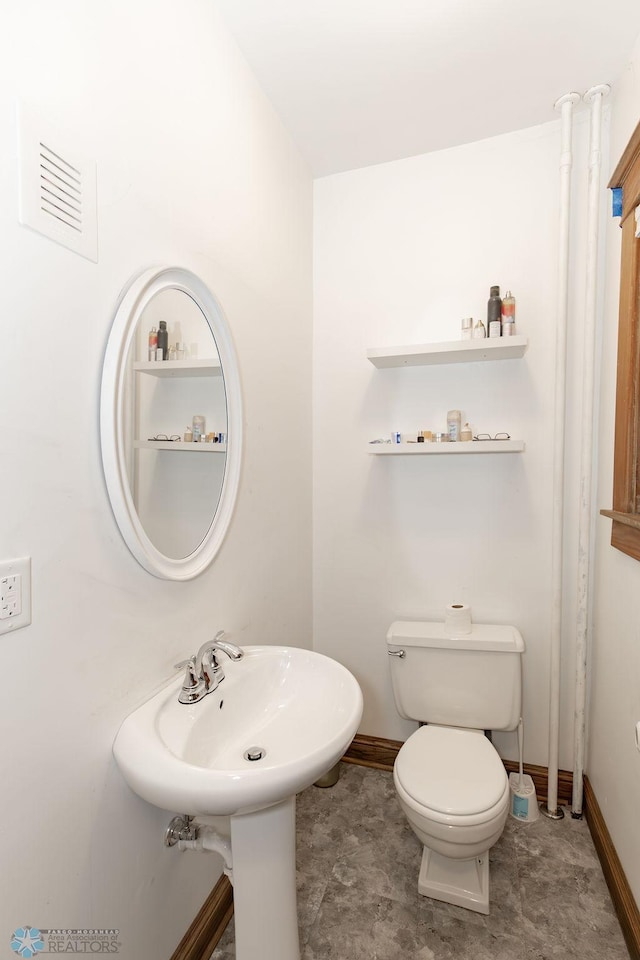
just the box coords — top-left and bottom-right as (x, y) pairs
(473, 318), (486, 339)
(487, 286), (502, 338)
(157, 320), (168, 361)
(501, 290), (516, 335)
(447, 409), (461, 442)
(192, 415), (206, 442)
(148, 326), (158, 360)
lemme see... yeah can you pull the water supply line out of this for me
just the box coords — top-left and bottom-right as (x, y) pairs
(178, 824), (234, 881)
(165, 814), (234, 881)
(542, 91), (581, 821)
(572, 84), (610, 818)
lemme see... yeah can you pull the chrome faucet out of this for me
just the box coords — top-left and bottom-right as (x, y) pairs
(177, 631), (244, 704)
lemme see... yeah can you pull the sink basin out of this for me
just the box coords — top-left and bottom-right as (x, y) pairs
(113, 645), (363, 816)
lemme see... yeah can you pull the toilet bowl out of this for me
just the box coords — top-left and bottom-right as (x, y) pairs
(394, 725), (510, 914)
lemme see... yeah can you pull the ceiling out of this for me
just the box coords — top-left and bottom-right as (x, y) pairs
(215, 0), (640, 177)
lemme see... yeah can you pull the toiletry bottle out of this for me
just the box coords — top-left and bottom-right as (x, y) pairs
(501, 290), (516, 335)
(472, 318), (486, 339)
(192, 415), (206, 442)
(148, 326), (158, 360)
(487, 285), (502, 338)
(157, 320), (168, 360)
(447, 410), (461, 442)
(461, 317), (473, 340)
(184, 426), (193, 443)
(460, 422), (473, 442)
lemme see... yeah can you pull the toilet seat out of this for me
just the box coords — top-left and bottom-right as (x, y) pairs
(394, 726), (508, 819)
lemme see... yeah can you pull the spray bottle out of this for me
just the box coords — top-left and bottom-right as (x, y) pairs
(487, 285), (502, 338)
(148, 326), (158, 360)
(501, 290), (516, 336)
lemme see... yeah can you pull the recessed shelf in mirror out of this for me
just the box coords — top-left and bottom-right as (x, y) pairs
(133, 359), (222, 378)
(134, 440), (227, 453)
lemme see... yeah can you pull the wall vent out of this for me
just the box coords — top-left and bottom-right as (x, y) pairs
(17, 104), (98, 262)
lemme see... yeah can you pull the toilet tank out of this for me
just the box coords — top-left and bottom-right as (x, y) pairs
(387, 621), (524, 731)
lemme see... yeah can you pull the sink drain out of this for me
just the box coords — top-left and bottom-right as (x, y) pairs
(244, 746), (266, 762)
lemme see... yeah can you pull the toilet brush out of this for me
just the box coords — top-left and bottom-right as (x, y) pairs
(509, 718), (539, 822)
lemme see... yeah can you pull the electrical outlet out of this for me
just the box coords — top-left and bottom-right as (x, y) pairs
(0, 558), (31, 635)
(0, 576), (21, 618)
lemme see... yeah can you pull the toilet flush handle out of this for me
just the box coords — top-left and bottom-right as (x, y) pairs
(388, 649), (406, 658)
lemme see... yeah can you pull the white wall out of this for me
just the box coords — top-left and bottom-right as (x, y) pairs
(0, 1), (312, 957)
(590, 31), (640, 903)
(313, 116), (592, 768)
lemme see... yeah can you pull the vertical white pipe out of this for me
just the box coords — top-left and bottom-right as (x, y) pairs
(572, 84), (610, 817)
(544, 92), (581, 819)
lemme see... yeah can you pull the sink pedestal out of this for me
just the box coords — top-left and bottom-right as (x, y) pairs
(230, 795), (300, 960)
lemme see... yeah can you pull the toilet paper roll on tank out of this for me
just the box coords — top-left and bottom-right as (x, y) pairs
(444, 603), (472, 636)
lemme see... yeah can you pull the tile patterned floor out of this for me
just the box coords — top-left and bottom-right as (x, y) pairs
(211, 762), (629, 960)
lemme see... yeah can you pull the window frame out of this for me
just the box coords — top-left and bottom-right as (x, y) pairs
(601, 119), (640, 561)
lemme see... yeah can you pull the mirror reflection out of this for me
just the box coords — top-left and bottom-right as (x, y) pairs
(122, 289), (228, 559)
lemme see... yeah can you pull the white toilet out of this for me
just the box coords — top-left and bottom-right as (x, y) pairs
(387, 619), (524, 915)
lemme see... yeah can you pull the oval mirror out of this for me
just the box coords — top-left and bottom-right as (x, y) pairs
(100, 266), (242, 580)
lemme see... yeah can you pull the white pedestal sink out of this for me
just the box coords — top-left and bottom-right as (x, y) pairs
(113, 645), (363, 960)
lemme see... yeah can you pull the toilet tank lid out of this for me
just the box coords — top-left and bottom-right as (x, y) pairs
(386, 621), (524, 653)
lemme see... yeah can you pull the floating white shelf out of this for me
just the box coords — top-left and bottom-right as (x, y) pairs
(134, 440), (227, 453)
(366, 336), (527, 368)
(133, 359), (222, 378)
(367, 441), (525, 455)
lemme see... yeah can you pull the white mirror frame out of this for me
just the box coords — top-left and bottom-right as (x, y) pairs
(100, 265), (243, 580)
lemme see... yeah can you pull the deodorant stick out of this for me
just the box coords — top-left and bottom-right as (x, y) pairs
(447, 410), (461, 442)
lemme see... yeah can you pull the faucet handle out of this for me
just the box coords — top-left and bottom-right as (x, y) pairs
(177, 656), (207, 704)
(174, 659), (193, 670)
(200, 646), (224, 689)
